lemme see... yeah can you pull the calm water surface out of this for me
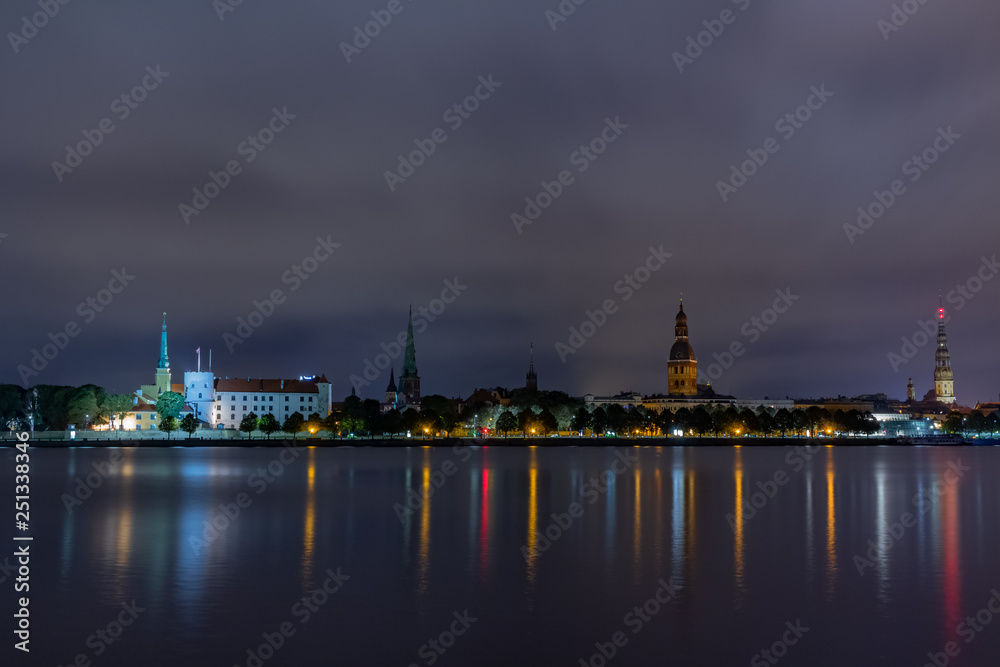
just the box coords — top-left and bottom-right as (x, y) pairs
(3, 445), (998, 666)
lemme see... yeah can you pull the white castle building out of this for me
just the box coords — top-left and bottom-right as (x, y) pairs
(127, 314), (331, 431)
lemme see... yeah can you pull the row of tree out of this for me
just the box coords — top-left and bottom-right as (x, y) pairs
(942, 410), (1000, 436)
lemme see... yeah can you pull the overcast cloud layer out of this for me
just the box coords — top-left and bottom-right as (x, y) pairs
(2, 0), (998, 404)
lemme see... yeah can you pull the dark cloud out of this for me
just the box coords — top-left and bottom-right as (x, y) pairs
(2, 0), (998, 405)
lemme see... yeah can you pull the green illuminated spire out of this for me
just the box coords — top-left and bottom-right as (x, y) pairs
(158, 312), (169, 369)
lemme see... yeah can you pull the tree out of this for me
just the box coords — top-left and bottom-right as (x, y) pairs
(606, 404), (628, 435)
(740, 409), (759, 436)
(179, 414), (199, 438)
(517, 408), (537, 437)
(570, 407), (591, 434)
(283, 412), (305, 440)
(986, 411), (1000, 436)
(422, 395), (459, 436)
(342, 394), (366, 435)
(536, 409), (558, 435)
(240, 412), (259, 439)
(496, 410), (517, 436)
(21, 388), (40, 432)
(591, 407), (609, 436)
(653, 409), (673, 437)
(792, 409), (809, 436)
(0, 385), (24, 428)
(259, 413), (280, 439)
(774, 408), (794, 437)
(943, 411), (964, 435)
(67, 387), (101, 429)
(690, 407), (712, 436)
(156, 391), (185, 421)
(419, 409), (441, 437)
(306, 412), (324, 436)
(363, 399), (383, 438)
(105, 394), (135, 432)
(402, 408), (421, 435)
(672, 408), (691, 436)
(160, 415), (178, 440)
(383, 409), (404, 438)
(966, 410), (986, 436)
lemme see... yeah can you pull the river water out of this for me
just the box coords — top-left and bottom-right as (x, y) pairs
(3, 444), (997, 666)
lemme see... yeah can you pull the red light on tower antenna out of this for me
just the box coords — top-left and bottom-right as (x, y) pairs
(938, 308), (945, 319)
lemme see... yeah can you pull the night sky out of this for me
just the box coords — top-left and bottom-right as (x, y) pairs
(2, 0), (998, 404)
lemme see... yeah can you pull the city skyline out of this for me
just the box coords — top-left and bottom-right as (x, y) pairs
(9, 296), (994, 409)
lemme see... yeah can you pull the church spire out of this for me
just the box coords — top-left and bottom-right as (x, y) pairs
(398, 306), (421, 407)
(934, 296), (956, 404)
(526, 343), (537, 392)
(158, 312), (169, 369)
(402, 305), (417, 377)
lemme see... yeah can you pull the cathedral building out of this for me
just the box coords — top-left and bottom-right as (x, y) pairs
(668, 300), (697, 396)
(385, 308), (421, 411)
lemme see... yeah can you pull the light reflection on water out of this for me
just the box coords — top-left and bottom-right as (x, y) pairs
(14, 444), (999, 666)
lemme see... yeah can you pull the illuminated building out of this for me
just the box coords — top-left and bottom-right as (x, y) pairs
(934, 299), (956, 404)
(667, 300), (697, 396)
(396, 307), (421, 409)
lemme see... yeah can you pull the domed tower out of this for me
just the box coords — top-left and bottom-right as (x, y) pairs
(668, 300), (697, 396)
(934, 299), (956, 404)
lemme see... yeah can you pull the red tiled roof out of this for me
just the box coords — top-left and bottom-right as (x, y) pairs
(214, 378), (322, 394)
